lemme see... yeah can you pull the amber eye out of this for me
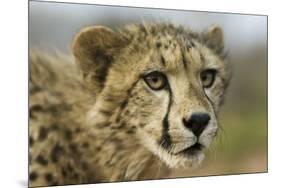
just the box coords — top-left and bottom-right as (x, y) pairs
(143, 71), (167, 90)
(200, 69), (217, 88)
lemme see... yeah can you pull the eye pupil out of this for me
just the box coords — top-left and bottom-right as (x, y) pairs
(201, 75), (207, 81)
(152, 77), (158, 82)
(201, 69), (217, 88)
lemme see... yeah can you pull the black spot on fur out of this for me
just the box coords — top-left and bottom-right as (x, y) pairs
(115, 116), (121, 124)
(61, 167), (67, 177)
(104, 95), (115, 102)
(151, 26), (157, 35)
(29, 86), (41, 94)
(164, 45), (168, 49)
(120, 99), (128, 110)
(186, 45), (191, 52)
(29, 136), (34, 147)
(50, 144), (63, 163)
(75, 127), (81, 133)
(126, 129), (135, 134)
(160, 55), (166, 66)
(82, 142), (89, 148)
(69, 143), (78, 153)
(29, 171), (38, 181)
(29, 105), (44, 118)
(46, 105), (60, 116)
(123, 110), (130, 116)
(181, 47), (188, 69)
(64, 129), (73, 140)
(113, 97), (129, 125)
(96, 146), (101, 151)
(139, 24), (148, 35)
(99, 109), (112, 116)
(190, 41), (195, 47)
(67, 163), (73, 171)
(156, 42), (162, 48)
(38, 127), (49, 141)
(200, 53), (205, 63)
(113, 121), (126, 129)
(82, 162), (88, 170)
(51, 181), (59, 186)
(50, 123), (59, 131)
(96, 122), (107, 129)
(72, 173), (79, 179)
(45, 173), (53, 182)
(29, 153), (32, 163)
(36, 155), (48, 166)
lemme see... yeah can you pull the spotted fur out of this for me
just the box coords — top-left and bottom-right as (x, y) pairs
(29, 23), (230, 187)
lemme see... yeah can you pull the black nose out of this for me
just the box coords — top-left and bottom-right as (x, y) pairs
(183, 113), (210, 137)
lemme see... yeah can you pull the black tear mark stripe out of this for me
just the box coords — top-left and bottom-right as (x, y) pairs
(159, 84), (173, 149)
(202, 91), (217, 119)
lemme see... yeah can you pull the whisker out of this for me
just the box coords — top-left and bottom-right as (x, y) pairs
(214, 122), (229, 160)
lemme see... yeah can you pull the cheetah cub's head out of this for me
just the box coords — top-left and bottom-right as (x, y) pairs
(72, 23), (230, 169)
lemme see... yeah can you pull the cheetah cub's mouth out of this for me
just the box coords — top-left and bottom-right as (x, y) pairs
(178, 143), (203, 156)
(170, 140), (207, 165)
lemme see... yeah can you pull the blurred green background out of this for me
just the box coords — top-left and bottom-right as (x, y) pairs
(29, 1), (267, 177)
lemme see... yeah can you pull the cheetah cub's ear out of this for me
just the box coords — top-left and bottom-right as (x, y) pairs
(202, 25), (224, 55)
(72, 26), (125, 93)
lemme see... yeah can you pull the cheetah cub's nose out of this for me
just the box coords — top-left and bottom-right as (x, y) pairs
(183, 113), (210, 137)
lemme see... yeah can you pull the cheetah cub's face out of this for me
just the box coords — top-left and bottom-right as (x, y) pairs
(72, 24), (230, 169)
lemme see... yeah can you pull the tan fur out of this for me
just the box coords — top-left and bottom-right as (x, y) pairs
(29, 23), (230, 187)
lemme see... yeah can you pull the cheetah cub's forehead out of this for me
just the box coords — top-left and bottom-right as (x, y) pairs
(72, 23), (230, 169)
(115, 23), (227, 76)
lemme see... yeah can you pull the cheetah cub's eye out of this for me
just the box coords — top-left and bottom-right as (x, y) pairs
(144, 71), (167, 90)
(200, 69), (217, 88)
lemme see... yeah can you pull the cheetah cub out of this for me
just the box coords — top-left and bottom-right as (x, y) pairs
(29, 23), (230, 187)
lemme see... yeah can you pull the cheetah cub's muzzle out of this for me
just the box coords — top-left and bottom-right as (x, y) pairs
(180, 112), (211, 156)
